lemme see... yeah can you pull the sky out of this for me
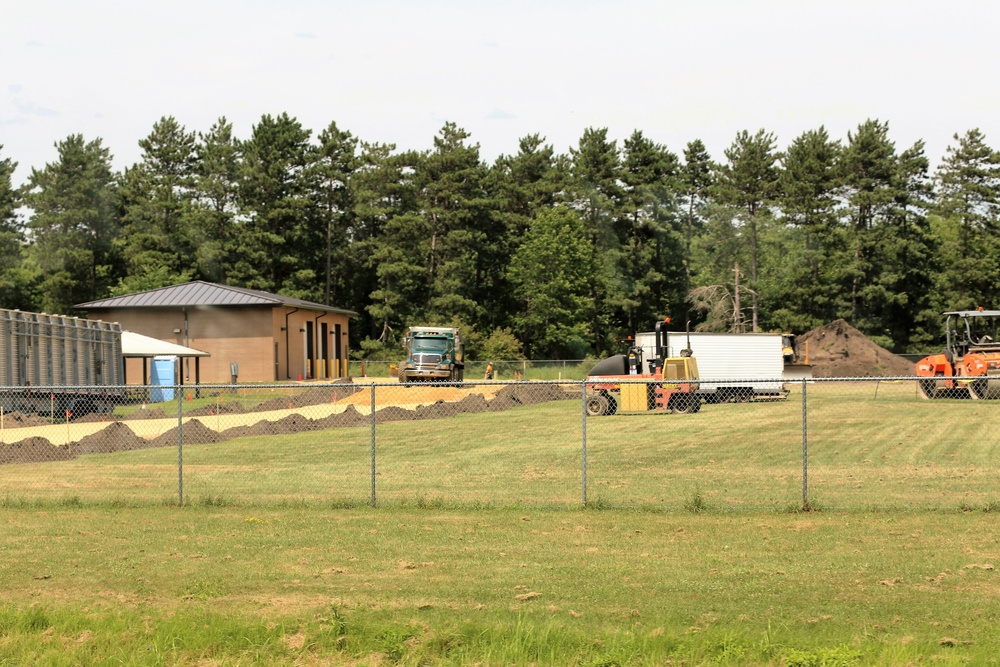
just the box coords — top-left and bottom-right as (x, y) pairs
(3, 0), (1000, 186)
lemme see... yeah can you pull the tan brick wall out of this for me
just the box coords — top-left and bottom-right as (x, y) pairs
(274, 309), (352, 381)
(90, 306), (350, 385)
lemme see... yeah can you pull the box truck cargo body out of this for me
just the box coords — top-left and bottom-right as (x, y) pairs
(634, 331), (786, 401)
(0, 308), (125, 416)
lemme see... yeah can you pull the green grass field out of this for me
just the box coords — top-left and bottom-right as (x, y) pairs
(1, 380), (999, 664)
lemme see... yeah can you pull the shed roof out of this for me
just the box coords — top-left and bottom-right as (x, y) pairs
(75, 281), (357, 316)
(121, 331), (210, 358)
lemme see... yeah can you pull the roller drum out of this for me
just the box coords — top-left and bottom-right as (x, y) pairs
(918, 377), (972, 400)
(968, 371), (1000, 400)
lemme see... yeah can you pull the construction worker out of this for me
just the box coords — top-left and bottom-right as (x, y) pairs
(484, 361), (494, 380)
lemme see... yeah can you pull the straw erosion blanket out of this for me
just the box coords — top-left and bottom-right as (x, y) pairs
(0, 381), (576, 464)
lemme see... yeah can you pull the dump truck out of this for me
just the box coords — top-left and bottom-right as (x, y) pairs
(585, 319), (701, 416)
(398, 326), (465, 383)
(0, 308), (125, 416)
(915, 309), (1000, 399)
(633, 331), (786, 402)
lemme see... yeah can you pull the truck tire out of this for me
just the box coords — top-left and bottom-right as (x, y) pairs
(586, 392), (616, 416)
(670, 394), (701, 414)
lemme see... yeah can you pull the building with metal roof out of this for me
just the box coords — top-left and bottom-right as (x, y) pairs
(77, 281), (356, 384)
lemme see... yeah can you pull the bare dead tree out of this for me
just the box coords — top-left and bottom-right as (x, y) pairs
(687, 263), (756, 333)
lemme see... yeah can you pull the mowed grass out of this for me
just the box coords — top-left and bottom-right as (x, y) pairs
(2, 381), (1000, 663)
(1, 380), (999, 512)
(2, 506), (1000, 665)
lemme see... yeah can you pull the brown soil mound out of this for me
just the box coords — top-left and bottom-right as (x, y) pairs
(798, 319), (914, 377)
(0, 437), (71, 465)
(313, 405), (370, 429)
(375, 406), (418, 423)
(152, 419), (220, 448)
(416, 393), (490, 419)
(494, 383), (574, 406)
(2, 411), (51, 428)
(268, 413), (318, 434)
(1, 380), (570, 464)
(255, 383), (363, 412)
(75, 422), (152, 454)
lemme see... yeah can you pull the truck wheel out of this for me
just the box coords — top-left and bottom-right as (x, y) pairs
(586, 393), (611, 416)
(672, 395), (701, 414)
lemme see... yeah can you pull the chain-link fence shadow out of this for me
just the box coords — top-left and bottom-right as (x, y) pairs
(1, 377), (998, 511)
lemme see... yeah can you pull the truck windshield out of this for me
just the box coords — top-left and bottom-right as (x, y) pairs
(411, 338), (449, 353)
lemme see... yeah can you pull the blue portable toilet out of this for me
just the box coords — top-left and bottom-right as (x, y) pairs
(150, 356), (177, 402)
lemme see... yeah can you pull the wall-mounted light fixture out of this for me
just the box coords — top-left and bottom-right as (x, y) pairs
(173, 328), (181, 334)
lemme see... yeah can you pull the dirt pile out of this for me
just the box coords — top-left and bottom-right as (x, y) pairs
(2, 411), (50, 428)
(75, 422), (153, 454)
(798, 319), (914, 377)
(1, 382), (576, 466)
(0, 437), (71, 464)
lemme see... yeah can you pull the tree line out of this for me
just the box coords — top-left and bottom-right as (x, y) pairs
(2, 115), (999, 359)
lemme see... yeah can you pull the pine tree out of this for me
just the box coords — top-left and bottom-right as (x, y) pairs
(838, 119), (898, 328)
(568, 127), (621, 351)
(233, 113), (313, 294)
(873, 140), (937, 351)
(612, 130), (682, 333)
(23, 135), (120, 313)
(419, 123), (495, 324)
(306, 121), (357, 306)
(680, 140), (714, 319)
(357, 145), (425, 347)
(770, 127), (843, 332)
(115, 116), (199, 294)
(0, 145), (33, 309)
(488, 134), (570, 337)
(194, 117), (241, 283)
(933, 129), (1000, 310)
(713, 129), (779, 331)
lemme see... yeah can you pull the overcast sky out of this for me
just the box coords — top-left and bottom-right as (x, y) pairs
(3, 0), (999, 185)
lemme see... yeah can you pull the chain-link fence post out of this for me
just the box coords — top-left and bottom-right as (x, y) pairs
(581, 380), (588, 508)
(370, 383), (376, 508)
(177, 383), (184, 506)
(802, 377), (809, 511)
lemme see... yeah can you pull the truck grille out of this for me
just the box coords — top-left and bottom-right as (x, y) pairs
(413, 353), (442, 365)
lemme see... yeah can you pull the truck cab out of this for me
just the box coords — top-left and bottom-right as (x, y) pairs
(399, 327), (465, 383)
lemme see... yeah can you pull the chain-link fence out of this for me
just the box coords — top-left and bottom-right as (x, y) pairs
(0, 377), (997, 511)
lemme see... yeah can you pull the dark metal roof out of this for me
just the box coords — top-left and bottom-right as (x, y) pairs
(75, 281), (357, 316)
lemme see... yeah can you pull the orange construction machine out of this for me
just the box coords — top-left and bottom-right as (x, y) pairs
(915, 309), (1000, 399)
(585, 319), (701, 416)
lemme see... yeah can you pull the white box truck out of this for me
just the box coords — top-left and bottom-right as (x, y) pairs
(633, 331), (786, 402)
